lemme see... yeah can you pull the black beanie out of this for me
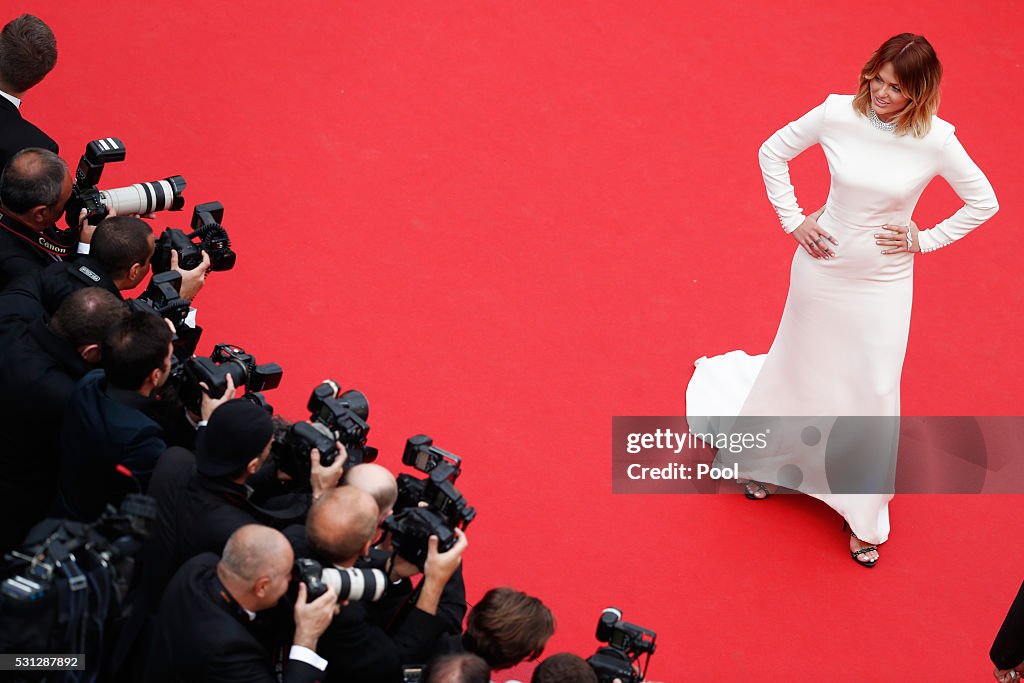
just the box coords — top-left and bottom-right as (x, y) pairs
(196, 399), (274, 477)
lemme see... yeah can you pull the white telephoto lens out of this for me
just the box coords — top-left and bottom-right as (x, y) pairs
(101, 178), (178, 216)
(315, 567), (387, 602)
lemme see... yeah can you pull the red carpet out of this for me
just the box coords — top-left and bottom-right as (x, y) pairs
(22, 2), (1024, 680)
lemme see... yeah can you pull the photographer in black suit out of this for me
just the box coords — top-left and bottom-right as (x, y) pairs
(147, 524), (338, 683)
(0, 148), (73, 287)
(307, 486), (469, 682)
(0, 15), (58, 169)
(0, 287), (126, 552)
(0, 215), (164, 351)
(113, 404), (343, 681)
(168, 402), (346, 574)
(7, 215), (158, 310)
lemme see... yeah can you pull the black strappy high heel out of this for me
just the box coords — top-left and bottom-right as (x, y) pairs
(842, 520), (878, 568)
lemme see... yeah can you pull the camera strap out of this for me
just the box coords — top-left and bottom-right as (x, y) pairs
(213, 574), (254, 627)
(0, 210), (73, 258)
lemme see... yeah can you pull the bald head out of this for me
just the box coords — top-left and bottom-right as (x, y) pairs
(306, 487), (379, 566)
(342, 464), (398, 522)
(220, 524), (292, 581)
(0, 148), (68, 215)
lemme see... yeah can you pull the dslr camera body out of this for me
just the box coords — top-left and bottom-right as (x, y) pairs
(127, 270), (204, 361)
(63, 137), (185, 228)
(587, 607), (657, 683)
(273, 380), (378, 483)
(179, 344), (283, 415)
(151, 201), (236, 273)
(382, 435), (476, 569)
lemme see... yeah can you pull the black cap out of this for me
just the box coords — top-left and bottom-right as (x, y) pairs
(196, 399), (274, 477)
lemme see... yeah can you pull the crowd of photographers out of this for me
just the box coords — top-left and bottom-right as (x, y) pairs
(0, 13), (660, 683)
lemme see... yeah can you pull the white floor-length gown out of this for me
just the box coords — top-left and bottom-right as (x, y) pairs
(685, 94), (998, 544)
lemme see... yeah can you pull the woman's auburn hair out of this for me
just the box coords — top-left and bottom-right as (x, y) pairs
(852, 33), (943, 138)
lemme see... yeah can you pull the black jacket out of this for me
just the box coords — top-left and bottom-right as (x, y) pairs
(170, 473), (309, 572)
(54, 369), (166, 521)
(317, 596), (446, 683)
(146, 553), (324, 683)
(0, 319), (90, 551)
(992, 578), (1024, 670)
(0, 255), (121, 352)
(0, 211), (64, 290)
(0, 94), (58, 171)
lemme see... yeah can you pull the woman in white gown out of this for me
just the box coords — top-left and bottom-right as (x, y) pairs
(685, 33), (998, 566)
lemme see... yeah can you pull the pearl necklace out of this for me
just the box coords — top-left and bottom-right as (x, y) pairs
(868, 108), (898, 133)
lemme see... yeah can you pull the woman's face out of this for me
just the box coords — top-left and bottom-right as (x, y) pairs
(869, 62), (911, 121)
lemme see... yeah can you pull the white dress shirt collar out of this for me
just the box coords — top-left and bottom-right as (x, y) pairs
(0, 89), (22, 109)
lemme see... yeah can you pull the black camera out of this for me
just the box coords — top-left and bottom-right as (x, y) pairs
(294, 558), (386, 602)
(151, 201), (236, 273)
(64, 137), (185, 228)
(126, 270), (203, 359)
(272, 380), (378, 483)
(381, 435), (475, 569)
(127, 270), (190, 327)
(586, 608), (657, 683)
(179, 344), (283, 415)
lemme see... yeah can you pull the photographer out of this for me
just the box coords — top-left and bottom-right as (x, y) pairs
(0, 148), (75, 287)
(306, 486), (469, 682)
(167, 400), (344, 570)
(343, 462), (468, 640)
(0, 215), (208, 351)
(0, 287), (125, 552)
(146, 524), (338, 683)
(0, 15), (58, 169)
(113, 400), (329, 680)
(53, 310), (182, 520)
(432, 587), (554, 671)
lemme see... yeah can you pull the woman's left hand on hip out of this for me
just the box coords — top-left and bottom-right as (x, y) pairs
(876, 220), (921, 254)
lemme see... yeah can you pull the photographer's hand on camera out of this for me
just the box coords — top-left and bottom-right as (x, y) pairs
(416, 528), (468, 616)
(170, 248), (211, 301)
(76, 208), (98, 246)
(199, 374), (236, 422)
(310, 441), (345, 500)
(293, 581), (340, 652)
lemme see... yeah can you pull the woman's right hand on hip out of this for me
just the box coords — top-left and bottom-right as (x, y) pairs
(791, 212), (837, 259)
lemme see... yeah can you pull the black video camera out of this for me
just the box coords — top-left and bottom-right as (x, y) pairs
(272, 380), (378, 483)
(381, 435), (475, 569)
(64, 137), (185, 228)
(179, 344), (283, 415)
(151, 201), (236, 273)
(586, 607), (657, 683)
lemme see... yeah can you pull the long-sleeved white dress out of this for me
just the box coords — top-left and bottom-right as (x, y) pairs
(685, 94), (998, 544)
